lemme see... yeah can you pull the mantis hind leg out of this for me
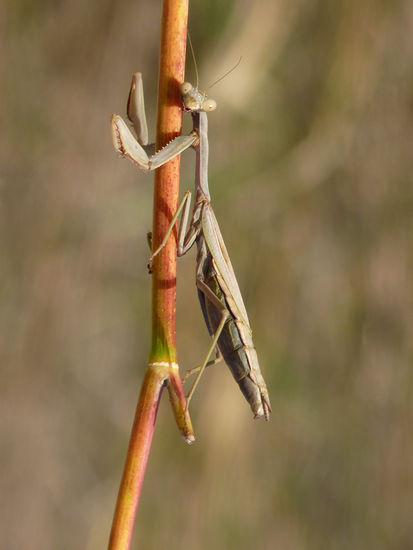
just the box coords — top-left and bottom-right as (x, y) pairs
(181, 348), (223, 384)
(185, 279), (229, 408)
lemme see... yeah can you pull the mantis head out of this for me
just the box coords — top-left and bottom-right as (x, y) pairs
(180, 82), (217, 113)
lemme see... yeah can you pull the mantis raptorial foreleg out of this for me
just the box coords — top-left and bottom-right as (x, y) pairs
(126, 71), (148, 146)
(111, 72), (197, 171)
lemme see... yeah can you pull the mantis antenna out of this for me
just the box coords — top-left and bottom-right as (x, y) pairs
(187, 32), (241, 92)
(208, 56), (242, 90)
(187, 32), (199, 90)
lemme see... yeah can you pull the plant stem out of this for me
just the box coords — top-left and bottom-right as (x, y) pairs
(150, 0), (189, 361)
(107, 365), (167, 550)
(108, 2), (191, 550)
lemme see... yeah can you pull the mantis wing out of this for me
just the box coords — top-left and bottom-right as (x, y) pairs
(201, 205), (251, 330)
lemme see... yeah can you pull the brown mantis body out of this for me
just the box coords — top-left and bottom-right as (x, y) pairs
(111, 74), (271, 420)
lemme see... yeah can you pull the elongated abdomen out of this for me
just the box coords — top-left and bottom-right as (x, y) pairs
(197, 255), (271, 420)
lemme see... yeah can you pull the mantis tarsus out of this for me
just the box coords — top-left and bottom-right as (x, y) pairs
(111, 72), (271, 421)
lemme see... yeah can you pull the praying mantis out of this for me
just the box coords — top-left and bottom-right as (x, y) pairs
(111, 72), (271, 420)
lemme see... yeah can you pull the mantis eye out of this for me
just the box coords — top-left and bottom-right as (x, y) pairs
(180, 82), (193, 95)
(202, 99), (217, 112)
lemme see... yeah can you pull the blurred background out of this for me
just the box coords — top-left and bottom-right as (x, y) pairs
(1, 0), (413, 548)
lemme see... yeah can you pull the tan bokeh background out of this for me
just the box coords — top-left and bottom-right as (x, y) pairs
(2, 1), (413, 548)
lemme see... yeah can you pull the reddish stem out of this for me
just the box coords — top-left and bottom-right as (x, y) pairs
(107, 2), (191, 550)
(150, 0), (189, 361)
(108, 365), (167, 550)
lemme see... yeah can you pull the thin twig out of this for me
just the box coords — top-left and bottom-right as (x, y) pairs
(108, 2), (191, 549)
